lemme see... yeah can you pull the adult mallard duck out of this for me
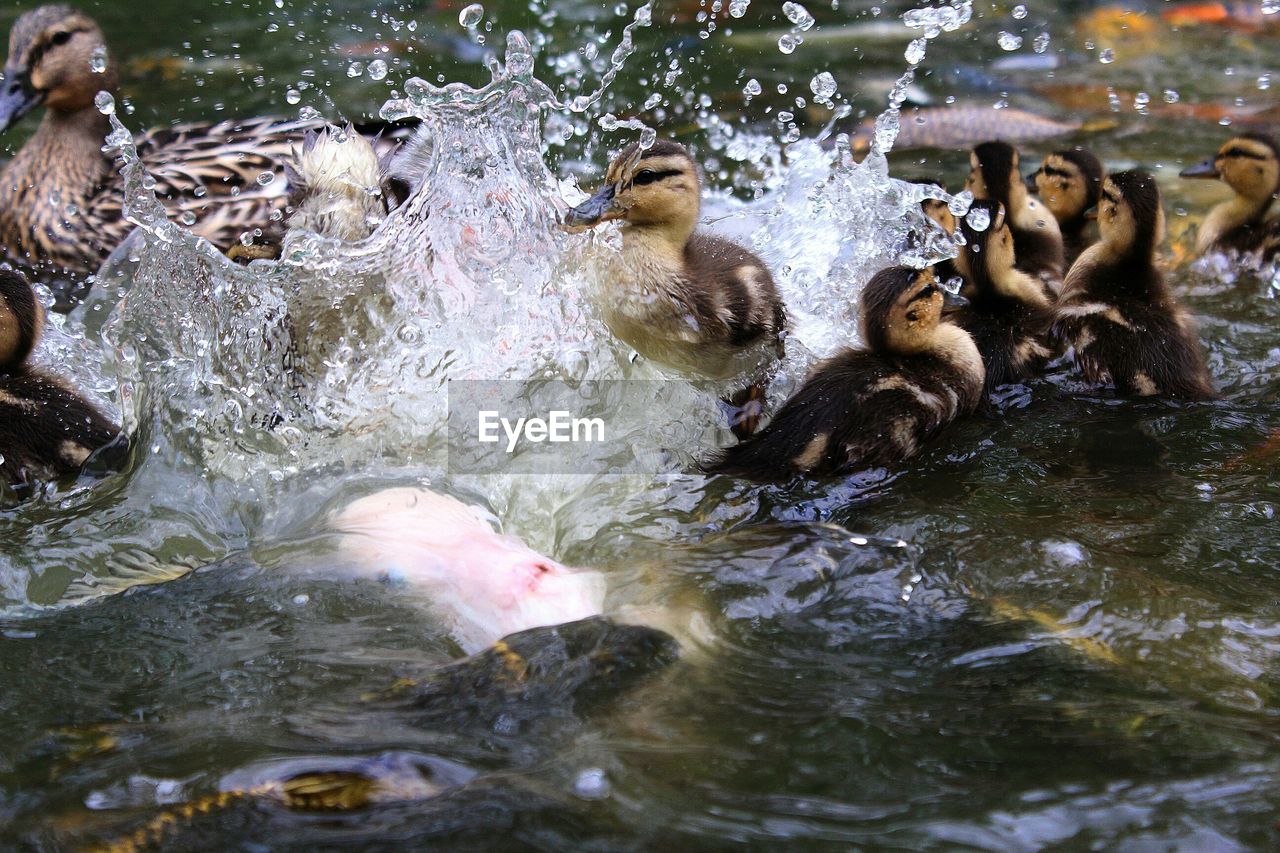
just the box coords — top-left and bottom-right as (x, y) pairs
(0, 5), (318, 293)
(1051, 170), (1217, 400)
(0, 267), (124, 490)
(706, 266), (982, 482)
(1179, 132), (1280, 264)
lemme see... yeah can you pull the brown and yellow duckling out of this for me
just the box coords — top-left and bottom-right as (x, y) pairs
(1179, 132), (1280, 263)
(1027, 146), (1105, 269)
(0, 5), (316, 288)
(0, 268), (124, 490)
(562, 140), (786, 380)
(706, 266), (983, 482)
(905, 177), (961, 286)
(967, 140), (1065, 286)
(1051, 170), (1217, 401)
(952, 199), (1056, 396)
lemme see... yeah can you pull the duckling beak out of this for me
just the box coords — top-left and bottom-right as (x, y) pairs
(562, 184), (620, 231)
(1083, 204), (1098, 221)
(941, 290), (969, 312)
(1179, 158), (1219, 179)
(1024, 170), (1040, 193)
(0, 68), (40, 134)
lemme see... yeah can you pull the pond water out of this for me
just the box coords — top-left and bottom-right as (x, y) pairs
(2, 0), (1280, 848)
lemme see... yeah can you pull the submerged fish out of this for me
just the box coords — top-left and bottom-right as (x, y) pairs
(331, 488), (608, 653)
(855, 105), (1081, 152)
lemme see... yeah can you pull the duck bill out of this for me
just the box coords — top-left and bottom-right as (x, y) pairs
(1179, 158), (1219, 179)
(0, 70), (40, 134)
(1024, 170), (1040, 193)
(1083, 204), (1098, 221)
(941, 290), (969, 312)
(563, 184), (621, 230)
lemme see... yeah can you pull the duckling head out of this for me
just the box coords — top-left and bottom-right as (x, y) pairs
(955, 200), (1015, 289)
(1096, 170), (1164, 261)
(967, 141), (1026, 209)
(285, 125), (387, 242)
(0, 5), (116, 133)
(1030, 147), (1104, 225)
(906, 178), (956, 234)
(0, 269), (42, 374)
(1179, 133), (1280, 205)
(861, 266), (967, 356)
(563, 140), (702, 245)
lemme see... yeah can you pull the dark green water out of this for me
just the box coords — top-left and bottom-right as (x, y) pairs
(2, 0), (1280, 849)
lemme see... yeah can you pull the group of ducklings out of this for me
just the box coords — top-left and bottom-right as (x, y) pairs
(0, 4), (1275, 491)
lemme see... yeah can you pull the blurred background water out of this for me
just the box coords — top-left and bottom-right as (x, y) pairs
(2, 0), (1280, 848)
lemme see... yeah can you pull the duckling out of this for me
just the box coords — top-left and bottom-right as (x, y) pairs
(1051, 170), (1217, 401)
(952, 199), (1056, 396)
(562, 140), (786, 380)
(967, 140), (1065, 286)
(0, 5), (320, 287)
(705, 266), (983, 482)
(227, 125), (389, 262)
(1179, 133), (1280, 263)
(905, 177), (961, 286)
(0, 268), (124, 490)
(1027, 146), (1104, 269)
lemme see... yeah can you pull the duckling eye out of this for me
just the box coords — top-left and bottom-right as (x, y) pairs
(49, 31), (72, 46)
(631, 169), (661, 186)
(906, 310), (920, 322)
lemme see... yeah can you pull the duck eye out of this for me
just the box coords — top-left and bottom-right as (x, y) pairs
(631, 169), (661, 186)
(50, 31), (72, 46)
(906, 310), (920, 322)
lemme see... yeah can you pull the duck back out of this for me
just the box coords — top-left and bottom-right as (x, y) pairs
(0, 371), (124, 487)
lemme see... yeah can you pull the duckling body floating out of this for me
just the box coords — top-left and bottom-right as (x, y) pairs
(968, 141), (1065, 286)
(1180, 133), (1280, 264)
(1029, 147), (1105, 269)
(563, 140), (786, 379)
(0, 6), (319, 284)
(953, 200), (1056, 396)
(0, 269), (123, 490)
(1052, 170), (1217, 401)
(707, 266), (983, 481)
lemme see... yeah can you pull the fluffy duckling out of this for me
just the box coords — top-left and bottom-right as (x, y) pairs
(0, 268), (123, 489)
(1027, 147), (1104, 269)
(952, 200), (1056, 395)
(227, 125), (389, 261)
(562, 140), (786, 380)
(967, 141), (1065, 286)
(706, 266), (983, 481)
(0, 5), (315, 285)
(906, 177), (961, 286)
(1179, 133), (1280, 263)
(1051, 170), (1217, 400)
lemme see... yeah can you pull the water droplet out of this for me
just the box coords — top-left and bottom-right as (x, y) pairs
(180, 211), (197, 226)
(783, 1), (815, 30)
(743, 78), (762, 97)
(285, 89), (301, 105)
(346, 61), (364, 78)
(729, 0), (751, 17)
(94, 91), (115, 115)
(573, 768), (611, 800)
(1032, 31), (1050, 53)
(459, 3), (484, 28)
(1011, 4), (1027, 19)
(1258, 74), (1272, 91)
(367, 59), (389, 81)
(810, 71), (837, 99)
(1163, 88), (1180, 104)
(966, 206), (991, 231)
(1133, 91), (1150, 111)
(643, 92), (662, 109)
(1098, 48), (1115, 64)
(777, 33), (802, 54)
(90, 46), (108, 74)
(298, 106), (321, 121)
(1263, 0), (1279, 13)
(997, 31), (1022, 51)
(256, 171), (275, 187)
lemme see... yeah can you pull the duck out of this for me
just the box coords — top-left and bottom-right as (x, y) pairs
(0, 5), (321, 291)
(1179, 132), (1280, 263)
(705, 265), (983, 482)
(0, 267), (125, 490)
(227, 124), (389, 262)
(905, 177), (961, 286)
(952, 199), (1057, 396)
(966, 140), (1065, 286)
(1027, 146), (1104, 269)
(1051, 170), (1217, 401)
(561, 139), (786, 381)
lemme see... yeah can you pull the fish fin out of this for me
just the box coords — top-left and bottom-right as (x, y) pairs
(60, 550), (203, 606)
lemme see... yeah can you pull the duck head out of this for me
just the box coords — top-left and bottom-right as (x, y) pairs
(1179, 133), (1280, 206)
(954, 200), (1014, 288)
(861, 266), (967, 356)
(1096, 170), (1164, 261)
(1029, 147), (1105, 225)
(563, 139), (702, 244)
(967, 140), (1027, 210)
(1, 5), (117, 133)
(0, 269), (42, 374)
